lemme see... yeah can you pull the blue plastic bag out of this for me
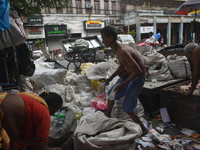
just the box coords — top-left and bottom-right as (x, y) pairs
(0, 0), (10, 31)
(154, 33), (161, 41)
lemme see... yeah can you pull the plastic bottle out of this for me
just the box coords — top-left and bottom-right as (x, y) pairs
(98, 82), (105, 95)
(105, 85), (111, 100)
(50, 116), (58, 127)
(49, 110), (63, 138)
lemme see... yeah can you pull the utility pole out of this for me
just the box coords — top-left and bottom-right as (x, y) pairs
(126, 0), (130, 33)
(127, 1), (129, 33)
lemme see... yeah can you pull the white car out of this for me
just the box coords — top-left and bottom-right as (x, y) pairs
(117, 34), (135, 44)
(32, 50), (44, 58)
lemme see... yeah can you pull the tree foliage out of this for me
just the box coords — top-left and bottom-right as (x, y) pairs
(9, 0), (69, 17)
(34, 39), (44, 50)
(129, 29), (136, 42)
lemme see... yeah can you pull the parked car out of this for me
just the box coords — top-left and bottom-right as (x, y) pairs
(117, 34), (135, 44)
(137, 38), (159, 49)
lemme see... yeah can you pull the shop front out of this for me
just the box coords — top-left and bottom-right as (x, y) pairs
(44, 25), (67, 53)
(83, 21), (105, 37)
(24, 26), (45, 52)
(24, 16), (46, 54)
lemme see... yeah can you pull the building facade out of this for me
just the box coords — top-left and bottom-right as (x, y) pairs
(23, 0), (199, 52)
(120, 0), (199, 46)
(23, 0), (122, 53)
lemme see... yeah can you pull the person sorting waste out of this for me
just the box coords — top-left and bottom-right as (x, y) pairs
(0, 91), (63, 150)
(182, 43), (200, 98)
(101, 26), (148, 135)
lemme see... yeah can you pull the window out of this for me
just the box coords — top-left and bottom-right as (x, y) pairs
(104, 1), (109, 15)
(76, 0), (82, 14)
(85, 0), (92, 14)
(67, 0), (73, 14)
(56, 7), (63, 13)
(111, 1), (116, 14)
(94, 0), (100, 14)
(45, 7), (51, 14)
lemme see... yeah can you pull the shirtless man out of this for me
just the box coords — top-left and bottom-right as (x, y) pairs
(182, 43), (200, 97)
(101, 26), (148, 135)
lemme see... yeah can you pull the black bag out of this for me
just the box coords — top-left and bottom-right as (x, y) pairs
(16, 43), (35, 77)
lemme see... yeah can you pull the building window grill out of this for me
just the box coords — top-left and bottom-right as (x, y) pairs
(104, 1), (109, 15)
(67, 0), (73, 14)
(112, 1), (116, 14)
(45, 7), (51, 14)
(76, 0), (82, 14)
(94, 1), (100, 14)
(56, 7), (63, 13)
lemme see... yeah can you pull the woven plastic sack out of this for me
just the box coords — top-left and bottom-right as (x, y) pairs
(0, 9), (26, 50)
(72, 39), (89, 49)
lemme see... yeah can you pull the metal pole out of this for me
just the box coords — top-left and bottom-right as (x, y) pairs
(179, 22), (183, 44)
(127, 4), (129, 33)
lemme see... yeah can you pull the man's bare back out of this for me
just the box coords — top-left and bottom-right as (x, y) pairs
(114, 44), (145, 73)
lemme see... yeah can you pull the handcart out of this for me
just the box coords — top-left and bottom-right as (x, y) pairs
(61, 36), (105, 69)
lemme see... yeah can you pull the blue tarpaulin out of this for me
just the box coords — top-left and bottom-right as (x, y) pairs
(0, 0), (10, 31)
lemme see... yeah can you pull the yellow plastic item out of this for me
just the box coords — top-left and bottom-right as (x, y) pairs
(75, 113), (83, 120)
(80, 63), (94, 75)
(90, 79), (105, 91)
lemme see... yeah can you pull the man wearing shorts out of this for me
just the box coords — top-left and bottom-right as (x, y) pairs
(101, 26), (148, 135)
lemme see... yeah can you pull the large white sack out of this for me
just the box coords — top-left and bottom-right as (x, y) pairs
(143, 51), (167, 67)
(29, 57), (67, 89)
(168, 60), (191, 78)
(167, 54), (191, 78)
(65, 72), (97, 109)
(86, 61), (118, 80)
(129, 43), (150, 55)
(74, 111), (142, 150)
(136, 44), (150, 55)
(148, 62), (174, 81)
(44, 84), (75, 104)
(20, 76), (35, 92)
(63, 102), (82, 113)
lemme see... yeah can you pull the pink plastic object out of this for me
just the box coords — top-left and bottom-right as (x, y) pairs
(90, 93), (107, 111)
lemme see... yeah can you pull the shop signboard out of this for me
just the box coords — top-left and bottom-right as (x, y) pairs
(25, 26), (45, 39)
(84, 21), (105, 30)
(28, 16), (43, 25)
(45, 25), (67, 37)
(140, 26), (154, 34)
